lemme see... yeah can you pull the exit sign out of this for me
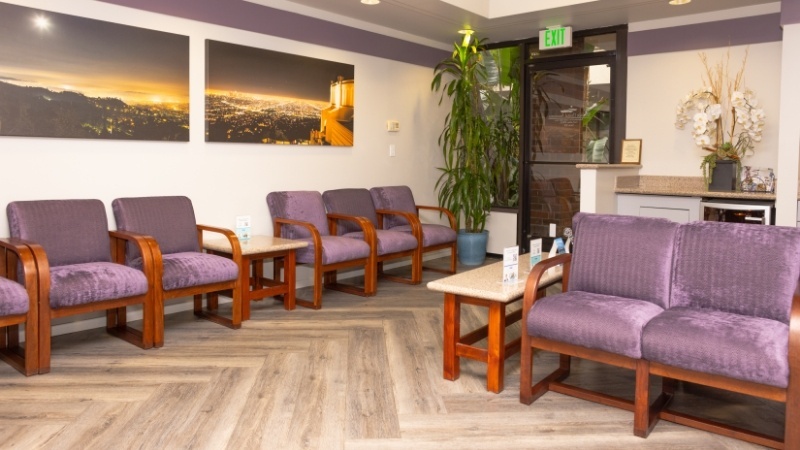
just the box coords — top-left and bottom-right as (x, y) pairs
(539, 26), (573, 50)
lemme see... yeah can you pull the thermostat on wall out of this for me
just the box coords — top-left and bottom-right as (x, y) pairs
(386, 120), (400, 132)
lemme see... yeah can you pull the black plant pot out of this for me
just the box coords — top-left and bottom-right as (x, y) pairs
(708, 160), (737, 192)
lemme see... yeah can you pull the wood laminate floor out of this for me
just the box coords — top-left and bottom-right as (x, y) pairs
(0, 258), (783, 449)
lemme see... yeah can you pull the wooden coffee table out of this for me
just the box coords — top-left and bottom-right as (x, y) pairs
(204, 235), (308, 318)
(427, 254), (562, 393)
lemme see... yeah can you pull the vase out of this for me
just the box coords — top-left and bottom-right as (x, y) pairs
(457, 230), (489, 266)
(708, 160), (737, 192)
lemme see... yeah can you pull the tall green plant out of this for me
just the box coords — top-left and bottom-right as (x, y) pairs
(483, 47), (520, 208)
(432, 35), (492, 233)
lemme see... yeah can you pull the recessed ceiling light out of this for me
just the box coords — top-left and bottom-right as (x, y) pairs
(668, 0), (691, 5)
(361, 0), (380, 5)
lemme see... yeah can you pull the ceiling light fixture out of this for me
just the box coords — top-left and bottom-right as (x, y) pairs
(458, 28), (474, 45)
(361, 0), (380, 5)
(668, 0), (691, 5)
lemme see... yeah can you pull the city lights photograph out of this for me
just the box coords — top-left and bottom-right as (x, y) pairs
(0, 2), (189, 141)
(205, 40), (354, 146)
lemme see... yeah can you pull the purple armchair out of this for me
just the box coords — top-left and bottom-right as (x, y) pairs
(369, 186), (457, 274)
(267, 191), (374, 309)
(0, 238), (39, 376)
(112, 196), (241, 347)
(7, 199), (157, 373)
(322, 188), (421, 286)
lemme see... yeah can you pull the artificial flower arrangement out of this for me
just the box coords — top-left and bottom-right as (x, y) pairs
(675, 50), (765, 188)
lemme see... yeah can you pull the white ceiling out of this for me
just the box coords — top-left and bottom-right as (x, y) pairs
(245, 0), (779, 48)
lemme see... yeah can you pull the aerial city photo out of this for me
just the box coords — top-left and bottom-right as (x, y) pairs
(205, 40), (355, 146)
(0, 2), (189, 141)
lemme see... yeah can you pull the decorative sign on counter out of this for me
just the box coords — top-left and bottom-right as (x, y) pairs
(621, 139), (642, 164)
(502, 246), (519, 284)
(530, 238), (542, 266)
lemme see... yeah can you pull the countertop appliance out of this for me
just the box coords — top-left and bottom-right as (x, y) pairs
(700, 198), (774, 225)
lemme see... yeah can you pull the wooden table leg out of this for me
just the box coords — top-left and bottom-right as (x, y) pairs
(284, 250), (297, 310)
(241, 255), (253, 321)
(486, 302), (506, 393)
(443, 293), (460, 381)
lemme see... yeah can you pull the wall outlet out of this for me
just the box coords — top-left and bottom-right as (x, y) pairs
(549, 223), (557, 237)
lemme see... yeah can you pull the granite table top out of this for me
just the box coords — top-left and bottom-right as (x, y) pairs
(427, 254), (562, 303)
(203, 235), (308, 255)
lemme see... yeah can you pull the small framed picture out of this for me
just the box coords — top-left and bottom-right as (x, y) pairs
(620, 139), (642, 164)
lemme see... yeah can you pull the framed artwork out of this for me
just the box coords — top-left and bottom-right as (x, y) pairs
(205, 40), (355, 146)
(0, 2), (189, 141)
(620, 139), (642, 164)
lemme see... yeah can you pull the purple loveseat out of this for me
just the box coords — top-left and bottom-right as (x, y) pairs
(521, 212), (800, 449)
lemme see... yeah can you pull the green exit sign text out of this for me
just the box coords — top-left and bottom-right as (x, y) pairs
(539, 26), (573, 50)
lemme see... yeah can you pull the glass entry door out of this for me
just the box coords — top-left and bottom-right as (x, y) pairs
(519, 56), (613, 251)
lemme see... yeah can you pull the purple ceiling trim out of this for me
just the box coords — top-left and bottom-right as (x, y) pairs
(629, 14), (782, 56)
(782, 0), (800, 26)
(96, 0), (449, 68)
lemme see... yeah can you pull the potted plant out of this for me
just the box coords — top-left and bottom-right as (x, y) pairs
(675, 50), (765, 191)
(432, 32), (492, 265)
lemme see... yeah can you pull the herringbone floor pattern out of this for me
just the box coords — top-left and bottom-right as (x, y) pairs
(0, 258), (782, 449)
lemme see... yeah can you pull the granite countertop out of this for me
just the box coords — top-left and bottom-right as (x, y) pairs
(615, 175), (777, 200)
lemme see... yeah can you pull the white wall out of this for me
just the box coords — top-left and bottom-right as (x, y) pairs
(0, 0), (448, 238)
(627, 42), (782, 178)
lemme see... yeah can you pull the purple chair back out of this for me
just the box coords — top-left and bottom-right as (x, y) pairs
(112, 196), (200, 263)
(7, 199), (111, 267)
(569, 213), (679, 309)
(670, 221), (800, 324)
(369, 186), (417, 229)
(267, 191), (330, 239)
(322, 188), (378, 235)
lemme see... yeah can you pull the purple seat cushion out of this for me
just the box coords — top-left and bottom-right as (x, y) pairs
(670, 221), (800, 324)
(112, 196), (200, 263)
(131, 252), (238, 291)
(0, 278), (29, 316)
(642, 307), (789, 388)
(342, 229), (417, 255)
(389, 224), (456, 247)
(294, 236), (370, 265)
(569, 213), (679, 310)
(267, 191), (330, 239)
(7, 199), (111, 266)
(369, 186), (417, 229)
(527, 291), (664, 359)
(322, 188), (379, 235)
(48, 262), (148, 309)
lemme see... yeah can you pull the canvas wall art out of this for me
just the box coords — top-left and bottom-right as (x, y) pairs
(0, 2), (189, 141)
(205, 40), (354, 146)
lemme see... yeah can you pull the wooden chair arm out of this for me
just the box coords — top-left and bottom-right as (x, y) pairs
(273, 217), (323, 262)
(326, 213), (377, 248)
(522, 253), (572, 332)
(108, 230), (159, 291)
(374, 209), (423, 240)
(0, 237), (39, 299)
(789, 289), (800, 427)
(196, 224), (242, 263)
(416, 205), (457, 231)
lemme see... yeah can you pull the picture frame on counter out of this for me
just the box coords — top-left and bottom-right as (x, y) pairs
(620, 139), (642, 164)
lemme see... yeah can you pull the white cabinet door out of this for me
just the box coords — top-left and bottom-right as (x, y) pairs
(617, 194), (701, 223)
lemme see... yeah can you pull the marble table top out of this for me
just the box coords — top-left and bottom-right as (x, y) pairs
(427, 253), (562, 303)
(203, 235), (308, 255)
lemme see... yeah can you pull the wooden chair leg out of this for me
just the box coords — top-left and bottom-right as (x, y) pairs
(786, 367), (799, 448)
(520, 340), (534, 404)
(634, 359), (650, 438)
(38, 312), (51, 374)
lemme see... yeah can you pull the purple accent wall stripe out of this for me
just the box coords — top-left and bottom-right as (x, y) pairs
(629, 14), (782, 56)
(782, 0), (800, 26)
(97, 0), (449, 68)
